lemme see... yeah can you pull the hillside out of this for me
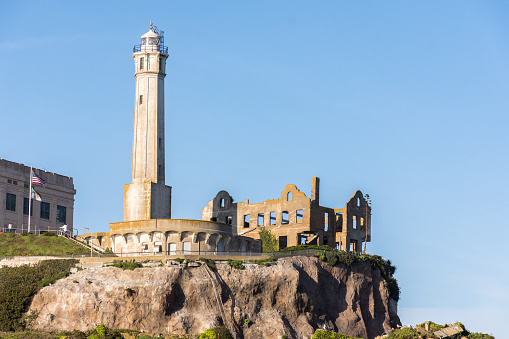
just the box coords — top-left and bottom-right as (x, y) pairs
(0, 233), (90, 256)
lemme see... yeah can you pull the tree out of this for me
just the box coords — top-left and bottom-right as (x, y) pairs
(258, 227), (278, 252)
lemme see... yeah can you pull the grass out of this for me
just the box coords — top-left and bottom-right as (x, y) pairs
(0, 233), (90, 256)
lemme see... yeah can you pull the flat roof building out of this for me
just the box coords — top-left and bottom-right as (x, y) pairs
(0, 159), (76, 234)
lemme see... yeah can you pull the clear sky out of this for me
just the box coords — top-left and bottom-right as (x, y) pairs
(1, 1), (508, 337)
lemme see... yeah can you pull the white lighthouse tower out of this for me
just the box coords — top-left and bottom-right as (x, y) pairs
(124, 21), (171, 221)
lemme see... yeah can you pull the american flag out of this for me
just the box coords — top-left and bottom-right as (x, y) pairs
(32, 171), (46, 187)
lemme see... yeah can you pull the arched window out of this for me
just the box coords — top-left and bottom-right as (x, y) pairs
(220, 198), (225, 208)
(287, 192), (292, 201)
(168, 243), (177, 255)
(182, 241), (191, 254)
(217, 238), (225, 254)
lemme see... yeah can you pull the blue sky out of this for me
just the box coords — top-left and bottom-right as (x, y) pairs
(1, 1), (508, 337)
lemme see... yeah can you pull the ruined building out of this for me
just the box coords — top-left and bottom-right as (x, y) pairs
(203, 177), (371, 252)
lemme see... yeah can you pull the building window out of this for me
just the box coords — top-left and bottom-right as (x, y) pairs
(287, 192), (292, 201)
(323, 236), (328, 246)
(23, 198), (33, 216)
(270, 212), (276, 225)
(279, 236), (287, 250)
(182, 241), (191, 254)
(299, 234), (308, 245)
(57, 205), (67, 223)
(282, 211), (289, 224)
(296, 209), (303, 223)
(142, 243), (149, 253)
(258, 213), (264, 226)
(220, 198), (225, 208)
(139, 95), (143, 104)
(140, 57), (144, 70)
(40, 202), (50, 220)
(324, 212), (329, 232)
(6, 193), (16, 212)
(226, 215), (233, 225)
(243, 214), (250, 228)
(154, 242), (162, 253)
(353, 216), (357, 229)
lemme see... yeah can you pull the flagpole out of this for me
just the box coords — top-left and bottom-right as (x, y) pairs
(28, 165), (33, 233)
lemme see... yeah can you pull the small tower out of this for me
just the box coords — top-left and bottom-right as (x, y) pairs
(124, 22), (171, 221)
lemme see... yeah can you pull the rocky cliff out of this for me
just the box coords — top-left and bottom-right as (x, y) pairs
(28, 256), (400, 339)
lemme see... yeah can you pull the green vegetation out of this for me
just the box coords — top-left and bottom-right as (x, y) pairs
(0, 259), (78, 331)
(105, 260), (143, 270)
(199, 326), (233, 339)
(258, 227), (278, 252)
(226, 259), (244, 270)
(311, 330), (362, 339)
(174, 258), (185, 264)
(317, 251), (400, 301)
(0, 233), (90, 256)
(387, 321), (494, 339)
(281, 244), (333, 252)
(386, 327), (424, 339)
(199, 258), (217, 271)
(249, 257), (275, 266)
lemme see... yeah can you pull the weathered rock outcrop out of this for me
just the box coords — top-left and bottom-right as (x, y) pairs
(29, 256), (400, 339)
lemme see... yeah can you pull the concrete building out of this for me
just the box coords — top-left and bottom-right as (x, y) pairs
(203, 177), (371, 252)
(84, 23), (260, 255)
(0, 158), (75, 234)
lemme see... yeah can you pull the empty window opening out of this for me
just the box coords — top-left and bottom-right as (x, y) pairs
(353, 216), (357, 229)
(139, 95), (143, 104)
(287, 192), (292, 201)
(323, 236), (328, 246)
(324, 212), (329, 232)
(296, 210), (303, 223)
(258, 213), (264, 226)
(357, 197), (360, 207)
(279, 236), (287, 250)
(211, 217), (217, 222)
(299, 234), (308, 245)
(226, 215), (233, 225)
(142, 243), (149, 253)
(350, 239), (358, 252)
(361, 217), (365, 229)
(336, 213), (343, 232)
(220, 198), (225, 208)
(282, 211), (289, 224)
(154, 242), (162, 253)
(270, 212), (276, 225)
(244, 214), (250, 228)
(140, 57), (144, 70)
(7, 179), (11, 184)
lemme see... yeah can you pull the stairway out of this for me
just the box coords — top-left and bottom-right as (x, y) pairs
(58, 234), (105, 253)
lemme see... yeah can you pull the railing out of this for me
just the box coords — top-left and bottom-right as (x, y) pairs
(1, 226), (72, 237)
(133, 44), (168, 53)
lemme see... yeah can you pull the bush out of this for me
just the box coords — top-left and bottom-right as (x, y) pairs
(199, 258), (217, 272)
(258, 227), (278, 252)
(106, 260), (143, 270)
(249, 257), (275, 266)
(311, 330), (362, 339)
(282, 244), (333, 252)
(226, 259), (244, 270)
(42, 232), (56, 237)
(199, 326), (233, 339)
(174, 258), (184, 264)
(0, 259), (78, 331)
(316, 252), (400, 301)
(386, 327), (426, 339)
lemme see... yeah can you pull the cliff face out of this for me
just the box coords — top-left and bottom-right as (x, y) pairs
(29, 256), (399, 339)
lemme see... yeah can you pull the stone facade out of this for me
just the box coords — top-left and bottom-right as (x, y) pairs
(0, 158), (75, 234)
(202, 177), (371, 252)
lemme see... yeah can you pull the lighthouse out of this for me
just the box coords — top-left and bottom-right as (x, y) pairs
(124, 21), (172, 221)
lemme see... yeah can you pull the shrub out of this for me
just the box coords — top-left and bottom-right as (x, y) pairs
(386, 327), (426, 339)
(244, 318), (251, 325)
(95, 324), (106, 335)
(227, 259), (244, 270)
(0, 259), (78, 331)
(258, 227), (279, 252)
(174, 258), (184, 264)
(199, 326), (233, 339)
(199, 258), (217, 272)
(42, 232), (56, 236)
(282, 244), (333, 252)
(106, 260), (143, 270)
(249, 257), (275, 266)
(467, 333), (495, 339)
(311, 330), (362, 339)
